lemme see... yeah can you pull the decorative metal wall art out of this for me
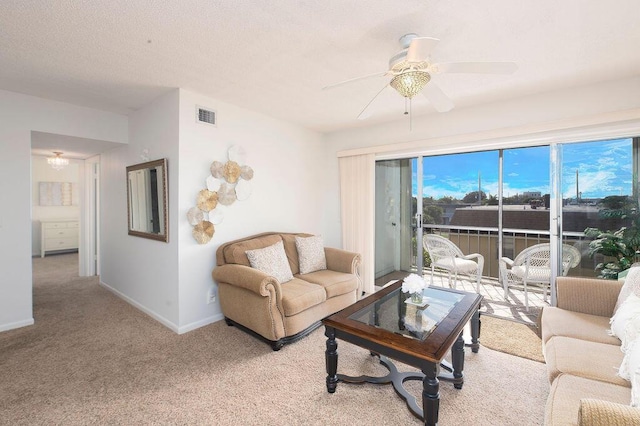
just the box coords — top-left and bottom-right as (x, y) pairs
(188, 145), (254, 244)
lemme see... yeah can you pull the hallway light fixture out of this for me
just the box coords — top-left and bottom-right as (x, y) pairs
(47, 151), (69, 171)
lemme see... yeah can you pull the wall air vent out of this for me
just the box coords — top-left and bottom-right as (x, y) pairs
(196, 106), (216, 126)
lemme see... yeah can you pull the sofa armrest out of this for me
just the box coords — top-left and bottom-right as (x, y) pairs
(556, 276), (622, 317)
(212, 264), (282, 300)
(325, 247), (360, 274)
(578, 398), (640, 425)
(325, 247), (362, 295)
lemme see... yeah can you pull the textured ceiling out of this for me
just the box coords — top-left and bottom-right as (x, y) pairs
(1, 0), (640, 133)
(31, 132), (123, 159)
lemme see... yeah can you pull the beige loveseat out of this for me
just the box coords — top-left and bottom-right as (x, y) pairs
(540, 276), (640, 425)
(212, 232), (361, 350)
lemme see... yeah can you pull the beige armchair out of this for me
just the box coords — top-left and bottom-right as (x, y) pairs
(212, 232), (361, 350)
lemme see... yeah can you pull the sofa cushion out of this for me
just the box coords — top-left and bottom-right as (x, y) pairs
(512, 265), (550, 281)
(223, 234), (283, 266)
(546, 373), (632, 426)
(246, 241), (294, 283)
(280, 278), (327, 317)
(297, 270), (358, 298)
(434, 257), (478, 274)
(544, 336), (627, 387)
(541, 306), (621, 346)
(296, 235), (327, 274)
(281, 233), (312, 275)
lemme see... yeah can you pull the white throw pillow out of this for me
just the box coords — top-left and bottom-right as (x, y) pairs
(611, 293), (640, 347)
(245, 240), (294, 283)
(615, 266), (640, 313)
(295, 235), (327, 275)
(620, 337), (640, 406)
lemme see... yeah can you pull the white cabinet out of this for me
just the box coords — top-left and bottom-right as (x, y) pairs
(41, 220), (79, 257)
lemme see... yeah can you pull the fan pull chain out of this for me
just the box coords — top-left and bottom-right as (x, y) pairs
(402, 97), (414, 131)
(409, 97), (413, 131)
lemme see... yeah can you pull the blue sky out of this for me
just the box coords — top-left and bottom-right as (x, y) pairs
(413, 138), (632, 199)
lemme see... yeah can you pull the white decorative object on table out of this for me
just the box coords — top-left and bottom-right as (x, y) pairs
(402, 273), (428, 304)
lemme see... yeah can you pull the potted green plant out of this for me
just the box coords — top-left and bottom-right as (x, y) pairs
(585, 195), (640, 279)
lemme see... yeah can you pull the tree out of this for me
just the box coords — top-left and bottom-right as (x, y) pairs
(486, 194), (499, 205)
(422, 205), (444, 225)
(437, 196), (456, 204)
(601, 195), (632, 211)
(462, 190), (487, 204)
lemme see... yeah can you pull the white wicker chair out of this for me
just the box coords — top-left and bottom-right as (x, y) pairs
(499, 243), (581, 309)
(423, 234), (485, 292)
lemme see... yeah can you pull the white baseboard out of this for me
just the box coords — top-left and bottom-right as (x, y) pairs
(99, 280), (180, 333)
(178, 313), (224, 334)
(0, 318), (34, 332)
(98, 280), (224, 335)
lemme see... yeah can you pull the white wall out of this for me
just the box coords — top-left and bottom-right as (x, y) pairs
(31, 156), (82, 256)
(100, 90), (180, 329)
(0, 89), (127, 332)
(325, 76), (640, 153)
(177, 89), (326, 332)
(99, 88), (327, 333)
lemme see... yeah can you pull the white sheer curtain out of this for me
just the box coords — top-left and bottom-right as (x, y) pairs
(339, 153), (375, 295)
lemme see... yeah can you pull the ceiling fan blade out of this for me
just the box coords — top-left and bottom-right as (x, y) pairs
(433, 61), (517, 74)
(422, 82), (455, 113)
(357, 84), (390, 120)
(322, 71), (387, 90)
(406, 37), (440, 62)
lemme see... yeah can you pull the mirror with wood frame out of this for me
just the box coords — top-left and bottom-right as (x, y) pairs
(126, 158), (168, 242)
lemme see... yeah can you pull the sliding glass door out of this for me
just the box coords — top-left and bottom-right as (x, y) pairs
(559, 138), (635, 277)
(374, 136), (638, 306)
(374, 158), (417, 285)
(501, 145), (551, 271)
(422, 151), (499, 277)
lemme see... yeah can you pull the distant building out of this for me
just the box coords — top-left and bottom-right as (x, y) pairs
(449, 205), (628, 233)
(522, 191), (542, 198)
(428, 203), (472, 225)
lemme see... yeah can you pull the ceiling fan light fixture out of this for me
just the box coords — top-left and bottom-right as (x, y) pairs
(47, 151), (69, 171)
(390, 70), (431, 98)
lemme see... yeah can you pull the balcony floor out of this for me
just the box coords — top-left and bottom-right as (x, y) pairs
(375, 271), (546, 327)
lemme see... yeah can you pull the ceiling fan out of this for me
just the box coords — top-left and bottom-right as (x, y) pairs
(323, 33), (517, 120)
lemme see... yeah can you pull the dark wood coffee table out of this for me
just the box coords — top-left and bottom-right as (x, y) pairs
(322, 280), (482, 426)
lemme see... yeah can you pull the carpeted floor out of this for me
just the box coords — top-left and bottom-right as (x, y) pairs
(0, 254), (549, 425)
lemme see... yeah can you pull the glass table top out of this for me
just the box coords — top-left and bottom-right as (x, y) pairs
(348, 286), (464, 341)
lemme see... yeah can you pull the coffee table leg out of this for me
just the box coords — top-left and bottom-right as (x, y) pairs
(470, 308), (481, 353)
(325, 326), (338, 393)
(452, 332), (465, 389)
(422, 363), (440, 426)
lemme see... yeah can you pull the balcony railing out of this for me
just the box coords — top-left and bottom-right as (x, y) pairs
(419, 224), (598, 280)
